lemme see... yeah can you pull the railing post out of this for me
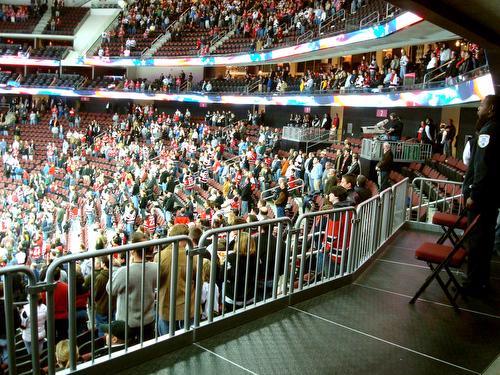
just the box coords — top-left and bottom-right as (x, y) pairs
(68, 261), (78, 370)
(169, 241), (179, 337)
(45, 279), (56, 375)
(3, 274), (17, 375)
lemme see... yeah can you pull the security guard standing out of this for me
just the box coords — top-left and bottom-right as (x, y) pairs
(463, 95), (500, 295)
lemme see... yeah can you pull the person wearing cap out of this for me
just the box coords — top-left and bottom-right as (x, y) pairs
(97, 320), (127, 354)
(154, 224), (198, 335)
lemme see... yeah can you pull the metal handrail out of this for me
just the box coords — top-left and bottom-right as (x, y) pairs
(197, 216), (294, 321)
(385, 3), (396, 18)
(305, 130), (333, 153)
(141, 7), (189, 58)
(0, 172), (417, 375)
(85, 10), (121, 57)
(224, 154), (241, 167)
(246, 79), (260, 93)
(319, 9), (345, 35)
(210, 26), (229, 47)
(151, 31), (165, 47)
(261, 178), (304, 201)
(423, 59), (453, 84)
(296, 30), (314, 45)
(457, 64), (490, 83)
(411, 177), (463, 220)
(359, 11), (380, 28)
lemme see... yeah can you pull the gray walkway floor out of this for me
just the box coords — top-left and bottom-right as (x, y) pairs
(116, 228), (500, 375)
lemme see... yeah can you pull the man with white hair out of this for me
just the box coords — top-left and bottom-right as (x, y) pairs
(375, 142), (393, 191)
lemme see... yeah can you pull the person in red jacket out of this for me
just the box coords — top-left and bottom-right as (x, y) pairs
(44, 267), (68, 343)
(75, 272), (89, 335)
(174, 208), (190, 225)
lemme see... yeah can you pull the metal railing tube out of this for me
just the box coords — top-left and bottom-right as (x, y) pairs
(0, 266), (40, 375)
(140, 250), (146, 345)
(423, 60), (453, 84)
(155, 245), (161, 339)
(192, 242), (203, 328)
(298, 218), (309, 291)
(46, 274), (56, 375)
(184, 240), (194, 329)
(272, 222), (284, 299)
(107, 253), (113, 357)
(90, 257), (96, 361)
(346, 209), (358, 274)
(207, 234), (218, 323)
(169, 241), (179, 337)
(124, 251), (129, 350)
(281, 221), (293, 296)
(3, 273), (17, 375)
(68, 262), (77, 370)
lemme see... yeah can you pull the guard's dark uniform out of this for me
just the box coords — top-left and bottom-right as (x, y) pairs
(463, 118), (499, 289)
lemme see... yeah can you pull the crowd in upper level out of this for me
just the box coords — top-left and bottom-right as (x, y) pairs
(93, 0), (387, 57)
(0, 3), (44, 33)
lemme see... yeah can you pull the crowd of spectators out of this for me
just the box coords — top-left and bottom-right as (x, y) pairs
(0, 3), (45, 33)
(0, 4), (31, 23)
(94, 0), (383, 57)
(232, 0), (375, 52)
(2, 42), (486, 95)
(98, 0), (187, 57)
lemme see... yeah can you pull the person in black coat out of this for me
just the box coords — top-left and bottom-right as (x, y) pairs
(346, 153), (361, 176)
(354, 175), (372, 203)
(462, 95), (500, 294)
(385, 113), (403, 140)
(254, 226), (287, 300)
(221, 232), (257, 311)
(376, 142), (393, 191)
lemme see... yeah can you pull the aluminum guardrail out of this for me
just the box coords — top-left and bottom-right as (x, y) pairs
(410, 177), (463, 223)
(0, 178), (411, 374)
(360, 139), (432, 163)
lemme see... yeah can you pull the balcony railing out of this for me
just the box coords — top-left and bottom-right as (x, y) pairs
(0, 179), (411, 375)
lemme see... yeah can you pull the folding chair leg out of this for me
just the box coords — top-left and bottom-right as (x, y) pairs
(410, 261), (458, 308)
(444, 267), (467, 303)
(432, 268), (459, 310)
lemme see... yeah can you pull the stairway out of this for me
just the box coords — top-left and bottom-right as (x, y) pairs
(143, 33), (169, 58)
(209, 27), (235, 54)
(33, 8), (52, 34)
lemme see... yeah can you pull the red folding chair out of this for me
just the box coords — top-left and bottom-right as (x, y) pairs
(432, 210), (468, 245)
(409, 215), (479, 309)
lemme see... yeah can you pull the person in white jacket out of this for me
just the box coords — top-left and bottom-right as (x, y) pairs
(20, 295), (47, 355)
